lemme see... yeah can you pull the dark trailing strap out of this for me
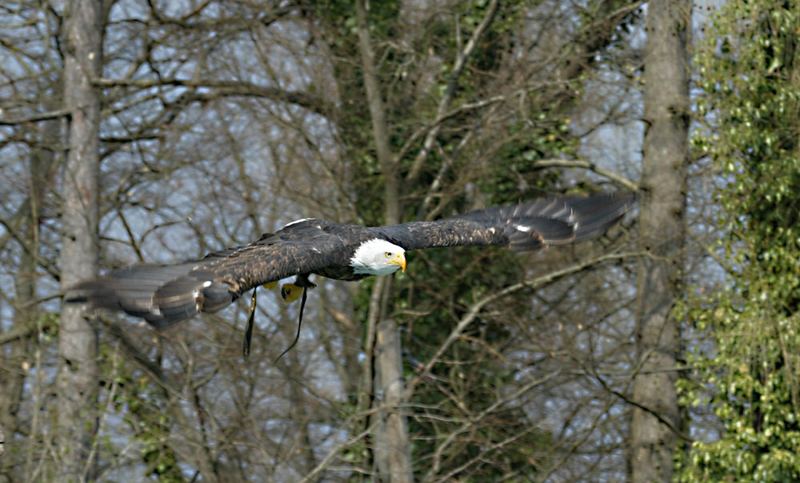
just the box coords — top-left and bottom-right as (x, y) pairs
(275, 286), (308, 363)
(243, 288), (258, 358)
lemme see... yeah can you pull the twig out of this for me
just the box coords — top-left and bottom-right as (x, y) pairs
(406, 0), (500, 181)
(298, 426), (374, 483)
(406, 251), (644, 397)
(532, 158), (639, 191)
(0, 108), (70, 126)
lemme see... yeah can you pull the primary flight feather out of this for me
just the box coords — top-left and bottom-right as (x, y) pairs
(66, 192), (635, 327)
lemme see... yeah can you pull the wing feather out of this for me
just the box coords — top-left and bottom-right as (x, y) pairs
(375, 192), (634, 252)
(65, 221), (343, 328)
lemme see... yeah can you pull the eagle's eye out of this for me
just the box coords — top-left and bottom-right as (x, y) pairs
(385, 251), (392, 257)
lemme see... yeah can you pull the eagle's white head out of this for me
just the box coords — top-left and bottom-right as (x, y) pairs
(350, 239), (406, 276)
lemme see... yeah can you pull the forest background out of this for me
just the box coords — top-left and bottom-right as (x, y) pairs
(1, 0), (798, 481)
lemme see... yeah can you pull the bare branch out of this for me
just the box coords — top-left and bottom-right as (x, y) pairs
(94, 78), (336, 118)
(532, 158), (639, 191)
(590, 367), (692, 442)
(406, 251), (644, 397)
(406, 0), (500, 182)
(0, 320), (37, 346)
(0, 108), (70, 126)
(298, 426), (374, 483)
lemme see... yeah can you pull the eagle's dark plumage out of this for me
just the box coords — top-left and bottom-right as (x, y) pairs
(66, 192), (635, 328)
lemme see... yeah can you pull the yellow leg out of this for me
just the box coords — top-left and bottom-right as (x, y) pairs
(280, 283), (303, 303)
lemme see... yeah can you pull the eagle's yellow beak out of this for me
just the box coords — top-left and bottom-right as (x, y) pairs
(389, 253), (407, 272)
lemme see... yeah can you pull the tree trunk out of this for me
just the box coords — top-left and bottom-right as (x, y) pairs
(0, 115), (58, 482)
(354, 1), (413, 481)
(373, 318), (413, 482)
(629, 1), (690, 481)
(56, 0), (103, 478)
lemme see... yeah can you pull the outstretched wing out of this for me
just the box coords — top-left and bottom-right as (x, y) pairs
(66, 193), (634, 328)
(373, 192), (635, 251)
(65, 221), (343, 328)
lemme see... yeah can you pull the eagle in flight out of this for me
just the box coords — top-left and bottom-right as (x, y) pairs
(67, 192), (634, 329)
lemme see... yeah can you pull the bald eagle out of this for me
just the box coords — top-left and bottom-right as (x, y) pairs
(66, 192), (634, 329)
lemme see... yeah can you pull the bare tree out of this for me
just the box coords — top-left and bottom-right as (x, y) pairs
(354, 0), (414, 478)
(0, 117), (59, 482)
(629, 0), (690, 481)
(0, 2), (662, 481)
(56, 0), (105, 478)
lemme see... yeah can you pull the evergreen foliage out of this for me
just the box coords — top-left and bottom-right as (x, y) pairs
(680, 2), (800, 480)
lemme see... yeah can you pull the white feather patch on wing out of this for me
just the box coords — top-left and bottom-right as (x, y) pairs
(283, 218), (314, 228)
